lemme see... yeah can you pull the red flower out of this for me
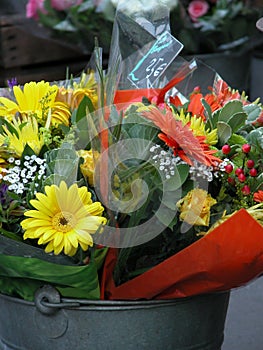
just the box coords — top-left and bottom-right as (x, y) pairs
(26, 0), (46, 19)
(188, 0), (210, 21)
(254, 190), (263, 203)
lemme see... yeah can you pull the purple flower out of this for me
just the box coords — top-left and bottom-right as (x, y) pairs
(0, 183), (8, 205)
(7, 78), (18, 89)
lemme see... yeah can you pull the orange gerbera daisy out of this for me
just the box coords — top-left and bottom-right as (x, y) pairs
(187, 79), (245, 120)
(187, 92), (221, 120)
(254, 190), (263, 203)
(142, 107), (220, 166)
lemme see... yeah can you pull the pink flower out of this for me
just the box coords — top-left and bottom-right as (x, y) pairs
(188, 0), (210, 21)
(51, 0), (83, 11)
(26, 0), (46, 19)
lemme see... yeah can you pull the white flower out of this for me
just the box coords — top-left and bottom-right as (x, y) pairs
(111, 0), (178, 13)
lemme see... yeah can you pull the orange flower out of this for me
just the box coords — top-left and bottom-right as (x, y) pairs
(186, 79), (245, 120)
(187, 92), (221, 120)
(142, 107), (220, 166)
(254, 190), (263, 203)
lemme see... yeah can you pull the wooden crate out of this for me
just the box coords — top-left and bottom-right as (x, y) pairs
(0, 59), (91, 87)
(0, 14), (89, 69)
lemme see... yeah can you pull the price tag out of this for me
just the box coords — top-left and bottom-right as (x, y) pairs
(128, 31), (183, 88)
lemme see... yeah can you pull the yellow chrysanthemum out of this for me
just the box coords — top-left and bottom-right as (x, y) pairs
(0, 116), (44, 157)
(51, 101), (71, 126)
(0, 81), (70, 127)
(56, 71), (98, 110)
(21, 181), (107, 256)
(0, 157), (8, 174)
(176, 188), (217, 226)
(175, 109), (218, 146)
(56, 87), (98, 111)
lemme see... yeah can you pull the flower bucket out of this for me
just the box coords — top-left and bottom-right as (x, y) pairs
(0, 286), (229, 350)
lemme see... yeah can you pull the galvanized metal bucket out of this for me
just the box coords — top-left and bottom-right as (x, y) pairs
(0, 286), (230, 350)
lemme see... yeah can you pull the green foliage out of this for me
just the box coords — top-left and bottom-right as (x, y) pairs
(44, 142), (80, 186)
(210, 100), (247, 146)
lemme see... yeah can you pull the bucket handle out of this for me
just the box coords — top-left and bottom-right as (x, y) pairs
(34, 285), (79, 315)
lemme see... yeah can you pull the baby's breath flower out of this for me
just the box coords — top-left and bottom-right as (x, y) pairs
(150, 143), (185, 179)
(189, 160), (214, 182)
(3, 155), (47, 195)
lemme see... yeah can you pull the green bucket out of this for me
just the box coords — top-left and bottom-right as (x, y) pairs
(0, 286), (230, 350)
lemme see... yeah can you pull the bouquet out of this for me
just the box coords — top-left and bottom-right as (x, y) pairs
(25, 0), (115, 53)
(0, 4), (263, 302)
(25, 0), (263, 55)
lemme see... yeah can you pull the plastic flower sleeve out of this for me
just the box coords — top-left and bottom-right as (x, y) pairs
(171, 58), (231, 102)
(105, 2), (197, 107)
(84, 5), (195, 250)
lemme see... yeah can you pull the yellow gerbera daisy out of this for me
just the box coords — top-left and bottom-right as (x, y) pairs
(175, 109), (218, 146)
(0, 81), (56, 118)
(0, 116), (44, 157)
(0, 81), (70, 127)
(21, 181), (107, 256)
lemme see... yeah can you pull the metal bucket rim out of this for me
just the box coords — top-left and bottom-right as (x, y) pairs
(0, 290), (230, 311)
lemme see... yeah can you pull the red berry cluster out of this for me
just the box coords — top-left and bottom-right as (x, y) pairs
(222, 143), (257, 196)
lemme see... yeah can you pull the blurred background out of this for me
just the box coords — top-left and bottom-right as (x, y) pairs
(0, 0), (262, 99)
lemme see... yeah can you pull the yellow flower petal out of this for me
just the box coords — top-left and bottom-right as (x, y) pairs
(21, 181), (107, 256)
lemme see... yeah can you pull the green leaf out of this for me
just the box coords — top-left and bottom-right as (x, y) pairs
(155, 208), (178, 229)
(226, 112), (247, 133)
(0, 254), (100, 301)
(163, 164), (189, 192)
(201, 98), (213, 126)
(76, 95), (95, 123)
(244, 104), (262, 124)
(217, 121), (232, 145)
(228, 133), (247, 146)
(161, 190), (181, 210)
(44, 143), (79, 185)
(0, 229), (22, 241)
(21, 143), (36, 160)
(211, 108), (220, 126)
(0, 118), (19, 138)
(218, 100), (243, 124)
(247, 128), (263, 149)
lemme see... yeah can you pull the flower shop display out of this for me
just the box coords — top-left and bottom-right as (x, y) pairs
(1, 3), (263, 349)
(24, 0), (263, 91)
(26, 0), (263, 55)
(169, 0), (262, 55)
(25, 0), (115, 53)
(169, 0), (263, 91)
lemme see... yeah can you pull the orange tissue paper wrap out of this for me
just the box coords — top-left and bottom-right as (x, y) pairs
(101, 209), (263, 300)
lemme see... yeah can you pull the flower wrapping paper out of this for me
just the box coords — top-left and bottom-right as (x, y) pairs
(101, 209), (263, 300)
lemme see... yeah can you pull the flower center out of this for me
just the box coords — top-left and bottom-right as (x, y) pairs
(52, 211), (76, 232)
